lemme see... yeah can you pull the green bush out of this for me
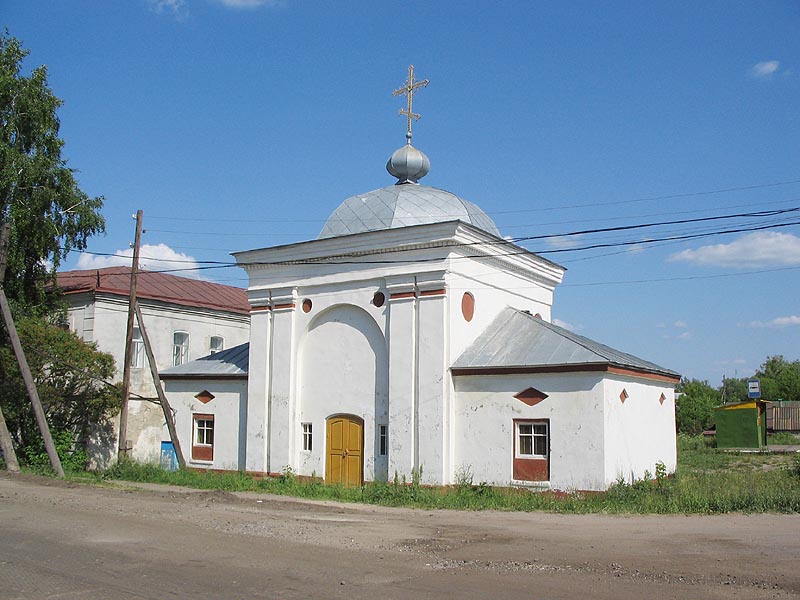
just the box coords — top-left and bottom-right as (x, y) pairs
(22, 429), (88, 473)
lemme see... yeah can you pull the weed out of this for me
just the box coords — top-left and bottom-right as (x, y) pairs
(51, 434), (800, 515)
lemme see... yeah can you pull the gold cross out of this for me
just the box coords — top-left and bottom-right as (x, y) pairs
(393, 65), (429, 143)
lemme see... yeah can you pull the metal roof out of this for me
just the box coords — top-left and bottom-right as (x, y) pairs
(318, 184), (501, 239)
(56, 267), (249, 315)
(453, 307), (679, 378)
(161, 343), (249, 378)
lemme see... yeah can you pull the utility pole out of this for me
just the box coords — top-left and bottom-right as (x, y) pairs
(0, 223), (20, 472)
(0, 222), (64, 477)
(118, 210), (143, 462)
(134, 303), (186, 469)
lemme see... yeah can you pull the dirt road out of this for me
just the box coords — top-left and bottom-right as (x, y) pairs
(1, 473), (798, 599)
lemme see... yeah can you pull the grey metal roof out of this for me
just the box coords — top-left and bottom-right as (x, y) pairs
(453, 308), (679, 378)
(161, 343), (249, 378)
(318, 184), (501, 239)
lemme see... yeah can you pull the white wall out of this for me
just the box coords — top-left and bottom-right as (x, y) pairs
(296, 303), (389, 481)
(164, 378), (248, 471)
(602, 376), (677, 485)
(446, 263), (555, 368)
(453, 372), (608, 491)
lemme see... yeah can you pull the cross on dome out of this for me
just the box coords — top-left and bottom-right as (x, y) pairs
(393, 65), (429, 144)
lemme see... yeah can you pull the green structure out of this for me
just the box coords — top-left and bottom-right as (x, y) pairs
(714, 400), (769, 449)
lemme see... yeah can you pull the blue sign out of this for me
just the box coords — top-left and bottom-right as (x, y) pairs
(747, 379), (761, 399)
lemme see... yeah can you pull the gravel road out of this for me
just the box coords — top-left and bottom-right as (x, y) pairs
(1, 472), (798, 599)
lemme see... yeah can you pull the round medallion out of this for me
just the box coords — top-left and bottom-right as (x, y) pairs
(302, 299), (312, 313)
(372, 291), (385, 308)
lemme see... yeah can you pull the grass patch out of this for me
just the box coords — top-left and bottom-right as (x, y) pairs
(87, 440), (800, 515)
(768, 432), (800, 445)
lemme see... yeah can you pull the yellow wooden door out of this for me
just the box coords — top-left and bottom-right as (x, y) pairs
(326, 416), (363, 486)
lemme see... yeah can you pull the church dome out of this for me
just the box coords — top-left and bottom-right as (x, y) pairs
(318, 184), (501, 239)
(318, 142), (500, 239)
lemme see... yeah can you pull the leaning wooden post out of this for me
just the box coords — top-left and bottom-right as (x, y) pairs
(0, 407), (19, 472)
(0, 223), (20, 472)
(0, 291), (65, 477)
(134, 302), (186, 469)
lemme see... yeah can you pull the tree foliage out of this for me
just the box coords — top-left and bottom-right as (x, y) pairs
(0, 316), (119, 463)
(755, 355), (800, 403)
(0, 31), (105, 308)
(675, 378), (720, 436)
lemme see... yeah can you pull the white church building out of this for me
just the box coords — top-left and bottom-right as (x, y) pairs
(161, 71), (679, 491)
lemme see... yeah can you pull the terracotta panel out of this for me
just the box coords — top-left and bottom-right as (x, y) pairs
(461, 292), (475, 322)
(514, 387), (549, 407)
(513, 457), (549, 481)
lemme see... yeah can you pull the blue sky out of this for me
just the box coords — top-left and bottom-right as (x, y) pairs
(4, 0), (799, 385)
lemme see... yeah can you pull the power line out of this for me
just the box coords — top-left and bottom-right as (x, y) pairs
(144, 177), (800, 223)
(560, 265), (800, 287)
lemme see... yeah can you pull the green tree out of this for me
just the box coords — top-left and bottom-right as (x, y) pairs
(675, 378), (720, 436)
(0, 316), (119, 467)
(755, 355), (800, 403)
(1, 31), (105, 308)
(720, 376), (749, 404)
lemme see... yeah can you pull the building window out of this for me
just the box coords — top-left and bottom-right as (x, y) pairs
(516, 421), (548, 458)
(513, 419), (550, 482)
(379, 424), (388, 456)
(192, 414), (214, 461)
(209, 336), (224, 355)
(173, 331), (189, 366)
(302, 422), (312, 451)
(131, 327), (144, 368)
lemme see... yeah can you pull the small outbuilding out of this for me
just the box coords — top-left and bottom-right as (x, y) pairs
(714, 400), (770, 449)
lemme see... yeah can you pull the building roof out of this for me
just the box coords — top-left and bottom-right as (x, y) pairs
(56, 267), (250, 315)
(161, 342), (249, 378)
(318, 183), (501, 239)
(452, 307), (679, 380)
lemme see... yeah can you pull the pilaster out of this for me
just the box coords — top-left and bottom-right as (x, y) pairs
(386, 278), (417, 480)
(266, 288), (298, 473)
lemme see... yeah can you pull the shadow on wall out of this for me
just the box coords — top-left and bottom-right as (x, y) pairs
(86, 418), (118, 469)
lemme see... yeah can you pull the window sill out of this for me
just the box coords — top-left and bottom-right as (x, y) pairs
(190, 459), (214, 466)
(511, 479), (551, 489)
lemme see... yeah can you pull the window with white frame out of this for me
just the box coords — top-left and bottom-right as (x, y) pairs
(209, 336), (224, 355)
(301, 422), (312, 451)
(379, 424), (388, 456)
(173, 331), (189, 366)
(516, 421), (548, 458)
(192, 414), (214, 461)
(130, 327), (144, 368)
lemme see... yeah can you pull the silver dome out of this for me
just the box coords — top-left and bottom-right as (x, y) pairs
(386, 143), (430, 183)
(318, 184), (501, 239)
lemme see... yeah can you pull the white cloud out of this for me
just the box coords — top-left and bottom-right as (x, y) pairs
(546, 234), (583, 250)
(76, 244), (204, 279)
(674, 320), (688, 328)
(676, 331), (692, 340)
(553, 318), (582, 332)
(750, 60), (780, 79)
(212, 0), (277, 7)
(668, 232), (800, 268)
(740, 315), (800, 329)
(146, 0), (187, 15)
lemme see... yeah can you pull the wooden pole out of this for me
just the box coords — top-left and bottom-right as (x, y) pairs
(118, 210), (143, 462)
(0, 222), (20, 472)
(0, 407), (19, 472)
(134, 302), (186, 468)
(0, 289), (64, 477)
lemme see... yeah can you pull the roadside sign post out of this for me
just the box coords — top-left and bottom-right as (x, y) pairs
(748, 379), (761, 399)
